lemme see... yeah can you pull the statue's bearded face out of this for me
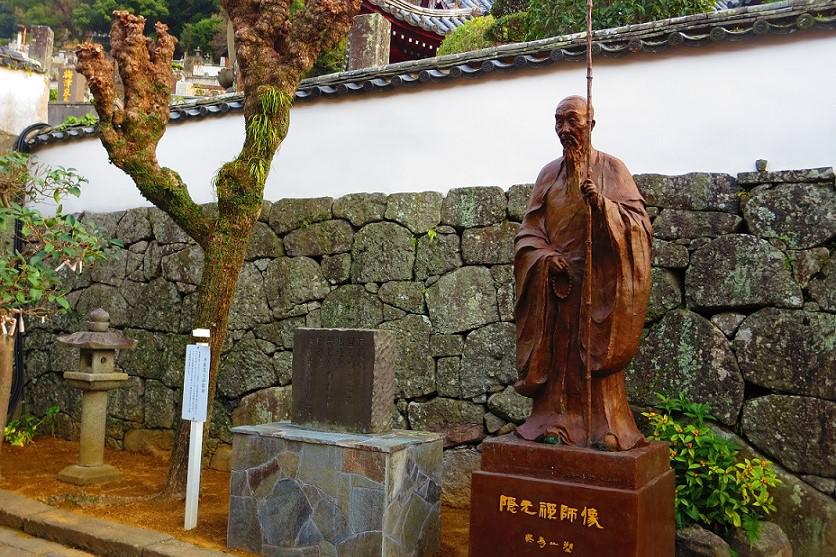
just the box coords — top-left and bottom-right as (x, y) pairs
(555, 101), (589, 157)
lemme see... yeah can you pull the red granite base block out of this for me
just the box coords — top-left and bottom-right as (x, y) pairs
(469, 437), (675, 557)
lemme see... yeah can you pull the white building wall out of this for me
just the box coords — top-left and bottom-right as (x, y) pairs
(31, 34), (836, 215)
(0, 66), (49, 137)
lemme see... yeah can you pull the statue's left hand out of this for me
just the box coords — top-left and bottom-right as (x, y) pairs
(581, 178), (602, 208)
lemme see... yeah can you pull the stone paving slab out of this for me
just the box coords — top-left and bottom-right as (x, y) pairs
(0, 525), (94, 556)
(23, 509), (170, 557)
(142, 539), (234, 557)
(0, 491), (53, 529)
(0, 490), (233, 557)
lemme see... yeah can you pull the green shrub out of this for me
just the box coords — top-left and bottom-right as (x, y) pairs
(490, 12), (529, 43)
(4, 405), (59, 446)
(490, 0), (530, 18)
(526, 0), (715, 41)
(56, 113), (98, 130)
(643, 393), (780, 538)
(437, 16), (497, 56)
(180, 16), (223, 55)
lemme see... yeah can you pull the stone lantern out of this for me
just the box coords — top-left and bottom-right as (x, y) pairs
(56, 308), (137, 485)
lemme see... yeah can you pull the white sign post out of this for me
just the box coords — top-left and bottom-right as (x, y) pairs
(182, 328), (211, 531)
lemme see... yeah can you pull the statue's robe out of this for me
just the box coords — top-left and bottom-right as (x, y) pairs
(513, 150), (651, 450)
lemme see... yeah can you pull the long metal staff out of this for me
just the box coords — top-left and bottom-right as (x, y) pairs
(584, 0), (594, 448)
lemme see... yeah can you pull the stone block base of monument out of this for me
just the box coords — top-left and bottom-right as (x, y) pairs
(469, 435), (674, 557)
(227, 422), (443, 557)
(57, 463), (122, 486)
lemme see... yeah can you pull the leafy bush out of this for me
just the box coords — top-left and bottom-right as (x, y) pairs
(56, 113), (98, 131)
(181, 16), (223, 55)
(0, 152), (116, 317)
(526, 0), (716, 41)
(490, 0), (530, 18)
(437, 16), (497, 56)
(643, 393), (780, 537)
(490, 12), (529, 43)
(4, 405), (59, 446)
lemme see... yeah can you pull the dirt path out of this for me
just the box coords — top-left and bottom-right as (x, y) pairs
(0, 437), (470, 556)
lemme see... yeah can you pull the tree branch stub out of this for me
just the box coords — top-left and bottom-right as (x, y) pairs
(75, 12), (211, 246)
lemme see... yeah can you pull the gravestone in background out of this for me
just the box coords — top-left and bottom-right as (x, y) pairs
(57, 66), (87, 103)
(228, 328), (443, 557)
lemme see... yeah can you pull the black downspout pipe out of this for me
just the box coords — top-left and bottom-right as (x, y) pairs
(8, 218), (24, 419)
(8, 122), (52, 419)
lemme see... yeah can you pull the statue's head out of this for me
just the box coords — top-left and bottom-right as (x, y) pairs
(555, 95), (595, 155)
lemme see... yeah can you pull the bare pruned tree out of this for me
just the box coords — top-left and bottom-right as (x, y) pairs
(75, 0), (361, 498)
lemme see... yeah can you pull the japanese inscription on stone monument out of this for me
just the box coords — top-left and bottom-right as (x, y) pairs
(291, 328), (395, 434)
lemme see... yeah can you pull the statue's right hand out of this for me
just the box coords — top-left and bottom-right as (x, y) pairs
(548, 254), (569, 274)
(548, 255), (572, 299)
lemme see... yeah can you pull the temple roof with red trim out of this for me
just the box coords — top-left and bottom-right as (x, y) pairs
(362, 0), (493, 61)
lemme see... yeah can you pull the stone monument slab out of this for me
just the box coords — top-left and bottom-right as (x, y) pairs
(469, 436), (674, 556)
(228, 422), (443, 557)
(291, 328), (394, 434)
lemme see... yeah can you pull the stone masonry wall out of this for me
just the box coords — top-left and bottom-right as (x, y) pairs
(22, 167), (836, 554)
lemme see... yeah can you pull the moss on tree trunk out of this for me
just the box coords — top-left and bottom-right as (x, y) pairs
(163, 228), (252, 496)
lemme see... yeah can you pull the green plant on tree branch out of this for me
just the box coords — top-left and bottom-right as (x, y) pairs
(643, 393), (780, 540)
(74, 0), (362, 498)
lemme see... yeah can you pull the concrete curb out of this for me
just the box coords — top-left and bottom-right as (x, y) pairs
(0, 490), (234, 556)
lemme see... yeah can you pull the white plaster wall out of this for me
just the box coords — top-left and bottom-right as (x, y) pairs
(31, 33), (836, 215)
(0, 66), (49, 137)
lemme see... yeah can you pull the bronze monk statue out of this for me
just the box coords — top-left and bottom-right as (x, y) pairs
(513, 95), (651, 451)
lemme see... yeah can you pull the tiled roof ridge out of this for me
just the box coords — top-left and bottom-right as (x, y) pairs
(25, 0), (835, 148)
(370, 0), (477, 19)
(365, 0), (489, 36)
(311, 0), (831, 83)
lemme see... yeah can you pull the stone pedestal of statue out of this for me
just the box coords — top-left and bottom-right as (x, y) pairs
(228, 423), (442, 556)
(469, 435), (675, 557)
(227, 328), (443, 556)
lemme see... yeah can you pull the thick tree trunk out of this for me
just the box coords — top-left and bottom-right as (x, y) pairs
(0, 334), (15, 479)
(161, 207), (258, 497)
